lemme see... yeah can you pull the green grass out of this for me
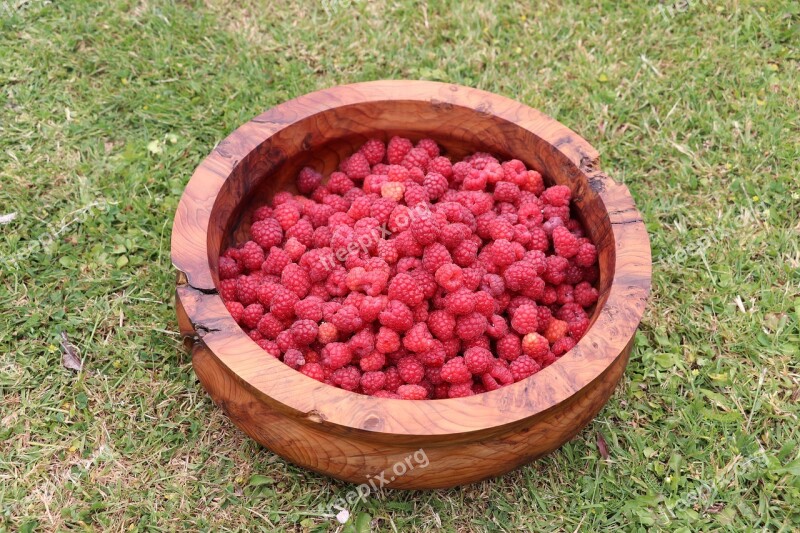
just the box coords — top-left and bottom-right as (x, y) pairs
(1, 0), (799, 531)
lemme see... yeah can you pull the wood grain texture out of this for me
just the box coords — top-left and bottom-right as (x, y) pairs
(171, 80), (652, 488)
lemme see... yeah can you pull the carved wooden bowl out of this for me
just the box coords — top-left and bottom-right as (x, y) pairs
(171, 80), (651, 489)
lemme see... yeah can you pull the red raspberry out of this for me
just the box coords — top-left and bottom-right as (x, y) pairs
(490, 359), (514, 385)
(250, 218), (283, 250)
(484, 238), (515, 268)
(397, 356), (425, 384)
(481, 373), (500, 391)
(294, 297), (323, 321)
(552, 336), (576, 356)
(282, 349), (305, 369)
(379, 300), (414, 332)
(434, 263), (463, 292)
(543, 255), (569, 285)
(423, 172), (448, 200)
(439, 222), (468, 249)
(347, 329), (374, 358)
(285, 219), (314, 247)
(462, 168), (488, 191)
(331, 366), (361, 391)
(219, 278), (238, 302)
(473, 291), (495, 317)
(552, 226), (579, 259)
(528, 227), (548, 252)
(383, 366), (402, 392)
(556, 284), (574, 305)
(440, 356), (472, 383)
(219, 256), (242, 280)
(574, 281), (599, 308)
(282, 238), (306, 262)
(455, 312), (487, 339)
(539, 285), (558, 305)
(574, 242), (597, 268)
(342, 152), (371, 180)
(401, 147), (431, 172)
(422, 243), (452, 274)
(427, 310), (456, 341)
(321, 342), (353, 370)
(522, 170), (545, 195)
(443, 288), (476, 315)
(270, 287), (299, 320)
(564, 263), (583, 285)
(541, 185), (571, 207)
(452, 239), (479, 267)
(397, 384), (428, 400)
(251, 206), (273, 222)
(262, 246), (291, 275)
(236, 276), (259, 306)
(464, 347), (493, 374)
(429, 156), (453, 179)
(404, 183), (430, 207)
(412, 302), (429, 323)
(256, 313), (283, 340)
(387, 273), (424, 307)
(415, 138), (440, 158)
(511, 304), (539, 334)
(273, 202), (300, 231)
(360, 351), (387, 372)
(358, 294), (387, 322)
(510, 355), (541, 382)
(485, 314), (508, 338)
(503, 260), (537, 292)
(394, 230), (423, 258)
(330, 304), (363, 333)
(241, 303), (264, 329)
(536, 306), (553, 331)
(280, 263), (311, 298)
(494, 181), (521, 204)
(360, 371), (387, 395)
(225, 301), (244, 323)
(448, 381), (475, 398)
(357, 138), (385, 165)
(317, 322), (338, 344)
(567, 315), (590, 340)
(387, 136), (413, 164)
(402, 323), (434, 353)
(544, 319), (569, 343)
(300, 362), (325, 381)
(417, 342), (446, 367)
(496, 333), (522, 361)
(297, 167), (323, 195)
(238, 241), (264, 272)
(290, 319), (318, 346)
(522, 332), (549, 359)
(543, 204), (570, 221)
(306, 203), (335, 228)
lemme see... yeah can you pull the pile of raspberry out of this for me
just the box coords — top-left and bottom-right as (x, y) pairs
(217, 137), (599, 400)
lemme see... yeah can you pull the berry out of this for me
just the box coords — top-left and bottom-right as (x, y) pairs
(387, 273), (424, 307)
(510, 355), (541, 382)
(422, 243), (452, 274)
(270, 287), (299, 320)
(379, 300), (414, 332)
(360, 351), (387, 372)
(281, 263), (311, 298)
(429, 156), (453, 179)
(250, 219), (283, 249)
(541, 185), (571, 207)
(300, 362), (325, 381)
(497, 333), (522, 361)
(434, 263), (463, 292)
(464, 347), (493, 374)
(443, 289), (476, 315)
(486, 239), (516, 267)
(440, 357), (472, 384)
(343, 152), (371, 180)
(283, 349), (306, 369)
(273, 203), (301, 231)
(544, 319), (569, 343)
(330, 304), (363, 333)
(402, 323), (434, 353)
(574, 281), (599, 307)
(359, 138), (386, 165)
(397, 356), (425, 384)
(455, 312), (487, 339)
(241, 303), (264, 329)
(511, 304), (539, 334)
(552, 226), (580, 258)
(321, 342), (353, 370)
(297, 167), (323, 194)
(361, 371), (387, 394)
(317, 322), (338, 344)
(219, 256), (242, 280)
(225, 301), (244, 323)
(397, 384), (428, 400)
(448, 381), (475, 398)
(522, 332), (549, 359)
(290, 319), (318, 345)
(387, 136), (413, 164)
(331, 366), (361, 391)
(262, 246), (291, 275)
(257, 313), (283, 340)
(236, 276), (259, 306)
(552, 336), (576, 356)
(574, 242), (597, 268)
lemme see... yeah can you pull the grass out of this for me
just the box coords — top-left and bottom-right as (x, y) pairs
(0, 0), (798, 530)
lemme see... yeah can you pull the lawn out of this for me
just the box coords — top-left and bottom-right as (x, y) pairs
(1, 0), (798, 531)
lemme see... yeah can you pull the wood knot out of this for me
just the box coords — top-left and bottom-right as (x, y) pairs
(362, 415), (383, 431)
(306, 410), (326, 424)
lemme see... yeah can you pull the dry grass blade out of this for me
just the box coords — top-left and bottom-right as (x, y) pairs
(60, 332), (82, 372)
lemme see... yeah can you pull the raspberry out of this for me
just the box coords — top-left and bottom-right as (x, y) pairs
(404, 183), (430, 207)
(256, 313), (283, 340)
(541, 185), (571, 207)
(486, 239), (516, 268)
(387, 273), (424, 307)
(258, 340), (279, 356)
(528, 227), (549, 251)
(361, 371), (387, 394)
(250, 219), (283, 250)
(321, 342), (353, 370)
(225, 301), (244, 323)
(552, 226), (579, 259)
(452, 239), (479, 267)
(300, 362), (325, 381)
(285, 219), (314, 247)
(510, 304), (540, 334)
(574, 242), (597, 268)
(510, 355), (541, 382)
(237, 241), (263, 272)
(539, 285), (558, 305)
(358, 294), (387, 322)
(219, 278), (238, 302)
(297, 167), (323, 195)
(317, 322), (338, 344)
(410, 216), (442, 253)
(542, 216), (564, 238)
(330, 304), (363, 333)
(272, 202), (300, 231)
(462, 168), (488, 191)
(503, 260), (537, 292)
(423, 172), (449, 200)
(402, 323), (434, 353)
(552, 336), (576, 356)
(473, 291), (495, 317)
(422, 243), (451, 274)
(306, 203), (335, 228)
(270, 287), (299, 320)
(251, 206), (273, 222)
(383, 366), (402, 392)
(379, 300), (414, 332)
(219, 256), (242, 280)
(293, 298), (322, 323)
(280, 263), (311, 299)
(262, 246), (291, 276)
(434, 263), (463, 292)
(360, 351), (387, 372)
(417, 342), (446, 367)
(415, 138), (440, 158)
(464, 347), (493, 374)
(543, 255), (569, 285)
(544, 319), (569, 343)
(522, 170), (545, 195)
(397, 356), (425, 384)
(331, 366), (361, 391)
(481, 373), (500, 391)
(394, 230), (423, 258)
(342, 152), (371, 180)
(236, 276), (259, 306)
(427, 310), (456, 341)
(401, 147), (431, 172)
(485, 314), (508, 338)
(574, 281), (599, 308)
(387, 136), (413, 164)
(443, 288), (476, 315)
(283, 349), (306, 369)
(241, 303), (264, 329)
(494, 181), (521, 204)
(439, 222), (468, 249)
(448, 381), (475, 398)
(429, 156), (453, 179)
(490, 359), (514, 385)
(397, 384), (428, 400)
(380, 181), (405, 202)
(543, 204), (570, 222)
(497, 333), (522, 361)
(455, 312), (487, 339)
(290, 319), (318, 346)
(521, 332), (549, 359)
(358, 138), (386, 165)
(440, 356), (472, 383)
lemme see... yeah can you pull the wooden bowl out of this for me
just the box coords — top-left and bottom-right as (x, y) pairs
(171, 80), (651, 489)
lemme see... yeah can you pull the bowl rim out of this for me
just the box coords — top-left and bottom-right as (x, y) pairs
(171, 80), (651, 437)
